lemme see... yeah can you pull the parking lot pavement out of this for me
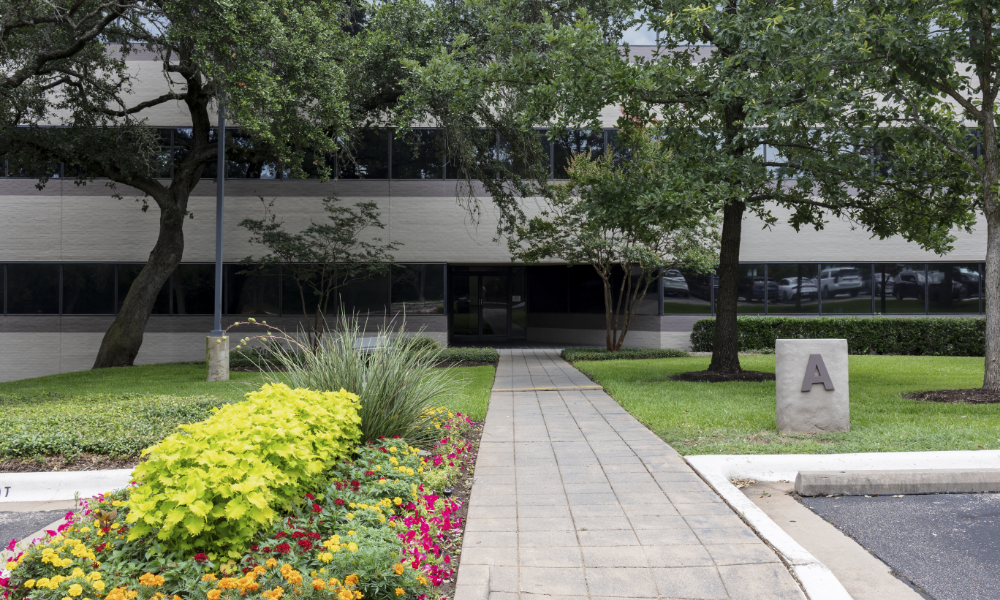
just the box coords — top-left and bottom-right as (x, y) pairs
(0, 510), (65, 550)
(801, 492), (1000, 600)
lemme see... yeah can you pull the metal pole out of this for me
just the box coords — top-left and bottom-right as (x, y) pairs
(211, 101), (225, 336)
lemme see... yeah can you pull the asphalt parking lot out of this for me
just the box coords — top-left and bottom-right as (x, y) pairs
(801, 492), (1000, 600)
(0, 510), (65, 550)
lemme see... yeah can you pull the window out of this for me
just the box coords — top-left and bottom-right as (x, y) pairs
(929, 263), (981, 314)
(391, 264), (445, 314)
(227, 131), (281, 179)
(6, 264), (59, 314)
(873, 263), (925, 314)
(392, 129), (445, 179)
(553, 130), (605, 179)
(663, 269), (713, 315)
(818, 264), (871, 314)
(526, 266), (569, 313)
(737, 263), (768, 313)
(445, 129), (497, 180)
(340, 273), (389, 314)
(173, 264), (215, 314)
(768, 264), (819, 314)
(339, 129), (390, 179)
(226, 265), (280, 315)
(568, 266), (604, 313)
(62, 264), (115, 314)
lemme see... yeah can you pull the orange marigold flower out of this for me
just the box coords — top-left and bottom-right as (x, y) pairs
(311, 579), (326, 591)
(138, 574), (165, 587)
(206, 591), (221, 600)
(344, 574), (359, 587)
(202, 574), (218, 582)
(265, 559), (278, 569)
(253, 566), (266, 576)
(395, 588), (405, 597)
(336, 590), (352, 600)
(393, 564), (404, 575)
(218, 578), (239, 590)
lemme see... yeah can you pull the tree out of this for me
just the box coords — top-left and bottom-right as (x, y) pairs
(1, 0), (352, 367)
(238, 197), (399, 351)
(846, 0), (1000, 390)
(511, 116), (719, 350)
(466, 0), (974, 377)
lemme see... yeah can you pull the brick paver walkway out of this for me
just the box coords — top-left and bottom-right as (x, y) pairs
(455, 349), (805, 600)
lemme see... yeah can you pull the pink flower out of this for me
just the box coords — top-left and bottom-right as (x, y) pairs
(4, 539), (14, 552)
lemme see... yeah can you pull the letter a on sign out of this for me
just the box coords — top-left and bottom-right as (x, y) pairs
(801, 354), (835, 392)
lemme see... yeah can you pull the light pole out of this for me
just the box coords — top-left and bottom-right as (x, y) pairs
(207, 97), (229, 381)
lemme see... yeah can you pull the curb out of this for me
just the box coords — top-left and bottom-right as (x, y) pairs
(0, 469), (133, 503)
(687, 450), (1000, 600)
(796, 468), (1000, 496)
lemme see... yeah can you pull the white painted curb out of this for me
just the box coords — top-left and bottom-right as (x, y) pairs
(686, 450), (1000, 600)
(0, 469), (133, 503)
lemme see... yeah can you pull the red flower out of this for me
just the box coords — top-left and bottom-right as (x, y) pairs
(305, 493), (315, 501)
(275, 543), (291, 554)
(275, 532), (287, 538)
(250, 545), (259, 552)
(311, 503), (322, 513)
(364, 470), (375, 476)
(262, 546), (271, 552)
(334, 498), (345, 507)
(306, 532), (321, 540)
(392, 435), (401, 439)
(297, 539), (313, 551)
(350, 480), (360, 487)
(291, 532), (305, 539)
(194, 553), (208, 563)
(379, 447), (388, 453)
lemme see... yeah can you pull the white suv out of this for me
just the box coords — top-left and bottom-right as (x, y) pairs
(818, 267), (863, 299)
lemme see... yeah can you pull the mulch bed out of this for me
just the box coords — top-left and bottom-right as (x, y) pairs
(671, 370), (776, 383)
(905, 389), (1000, 404)
(0, 453), (141, 473)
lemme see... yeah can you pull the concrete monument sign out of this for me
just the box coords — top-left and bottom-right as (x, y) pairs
(775, 338), (849, 433)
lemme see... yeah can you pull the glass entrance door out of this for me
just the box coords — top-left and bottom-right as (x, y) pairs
(450, 269), (511, 342)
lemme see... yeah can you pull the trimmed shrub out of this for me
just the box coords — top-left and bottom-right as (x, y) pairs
(561, 347), (689, 362)
(408, 336), (442, 352)
(690, 316), (986, 356)
(435, 347), (499, 364)
(126, 383), (362, 557)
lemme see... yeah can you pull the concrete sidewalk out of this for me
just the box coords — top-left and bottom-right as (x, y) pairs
(455, 349), (804, 600)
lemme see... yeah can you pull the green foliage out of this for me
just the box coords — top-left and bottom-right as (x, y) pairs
(126, 383), (362, 557)
(578, 355), (999, 455)
(561, 347), (688, 362)
(690, 316), (986, 356)
(435, 347), (498, 364)
(0, 393), (232, 458)
(407, 336), (441, 352)
(259, 314), (455, 446)
(511, 120), (719, 350)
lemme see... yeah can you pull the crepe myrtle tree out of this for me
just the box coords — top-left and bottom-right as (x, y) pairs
(239, 196), (399, 352)
(510, 117), (720, 351)
(485, 0), (976, 376)
(848, 0), (1000, 390)
(0, 0), (353, 368)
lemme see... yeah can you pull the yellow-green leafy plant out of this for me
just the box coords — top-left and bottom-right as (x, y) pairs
(125, 383), (362, 558)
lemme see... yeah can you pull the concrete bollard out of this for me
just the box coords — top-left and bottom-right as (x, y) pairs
(775, 338), (849, 433)
(207, 335), (229, 382)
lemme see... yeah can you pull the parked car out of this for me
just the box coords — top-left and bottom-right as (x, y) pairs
(689, 274), (718, 301)
(893, 269), (967, 301)
(662, 269), (690, 297)
(777, 277), (817, 301)
(863, 272), (895, 296)
(952, 266), (981, 294)
(818, 267), (863, 299)
(738, 276), (779, 302)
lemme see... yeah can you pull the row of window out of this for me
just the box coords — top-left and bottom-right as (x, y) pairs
(0, 263), (445, 316)
(665, 262), (987, 315)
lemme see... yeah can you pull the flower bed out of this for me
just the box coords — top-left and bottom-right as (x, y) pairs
(1, 404), (479, 600)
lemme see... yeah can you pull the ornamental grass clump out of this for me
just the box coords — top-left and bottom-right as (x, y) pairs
(246, 313), (453, 446)
(125, 384), (362, 558)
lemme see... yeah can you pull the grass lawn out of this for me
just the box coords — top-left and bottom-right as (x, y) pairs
(575, 355), (1000, 455)
(0, 363), (495, 460)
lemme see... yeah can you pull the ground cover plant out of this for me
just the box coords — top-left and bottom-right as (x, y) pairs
(1, 396), (479, 600)
(575, 355), (1000, 455)
(561, 347), (688, 362)
(0, 364), (493, 471)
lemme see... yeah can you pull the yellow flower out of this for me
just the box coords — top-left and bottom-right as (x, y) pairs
(72, 568), (85, 577)
(393, 564), (404, 575)
(36, 578), (51, 589)
(93, 581), (106, 592)
(24, 580), (36, 589)
(327, 578), (341, 587)
(318, 552), (333, 563)
(393, 497), (403, 506)
(88, 572), (102, 581)
(110, 523), (120, 530)
(311, 579), (325, 591)
(395, 589), (405, 597)
(265, 558), (278, 568)
(389, 447), (397, 453)
(417, 576), (428, 586)
(337, 590), (352, 600)
(345, 574), (359, 586)
(207, 590), (221, 600)
(345, 513), (354, 521)
(347, 543), (358, 553)
(5, 561), (17, 571)
(69, 583), (84, 597)
(347, 530), (356, 536)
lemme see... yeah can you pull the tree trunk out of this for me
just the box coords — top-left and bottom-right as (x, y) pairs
(708, 199), (745, 373)
(92, 203), (186, 368)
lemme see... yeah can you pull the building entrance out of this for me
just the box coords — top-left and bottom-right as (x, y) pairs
(449, 266), (526, 343)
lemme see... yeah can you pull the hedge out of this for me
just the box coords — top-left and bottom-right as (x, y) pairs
(690, 316), (986, 356)
(561, 347), (689, 362)
(436, 347), (499, 364)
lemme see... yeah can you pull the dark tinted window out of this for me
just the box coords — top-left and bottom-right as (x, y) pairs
(341, 273), (389, 314)
(445, 129), (497, 179)
(391, 264), (445, 314)
(62, 264), (115, 314)
(227, 131), (280, 179)
(553, 130), (605, 179)
(339, 129), (389, 179)
(7, 264), (59, 314)
(392, 129), (444, 179)
(498, 130), (551, 178)
(6, 156), (60, 179)
(118, 264), (169, 314)
(226, 264), (280, 315)
(300, 149), (335, 179)
(527, 266), (568, 313)
(568, 266), (604, 313)
(173, 264), (215, 314)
